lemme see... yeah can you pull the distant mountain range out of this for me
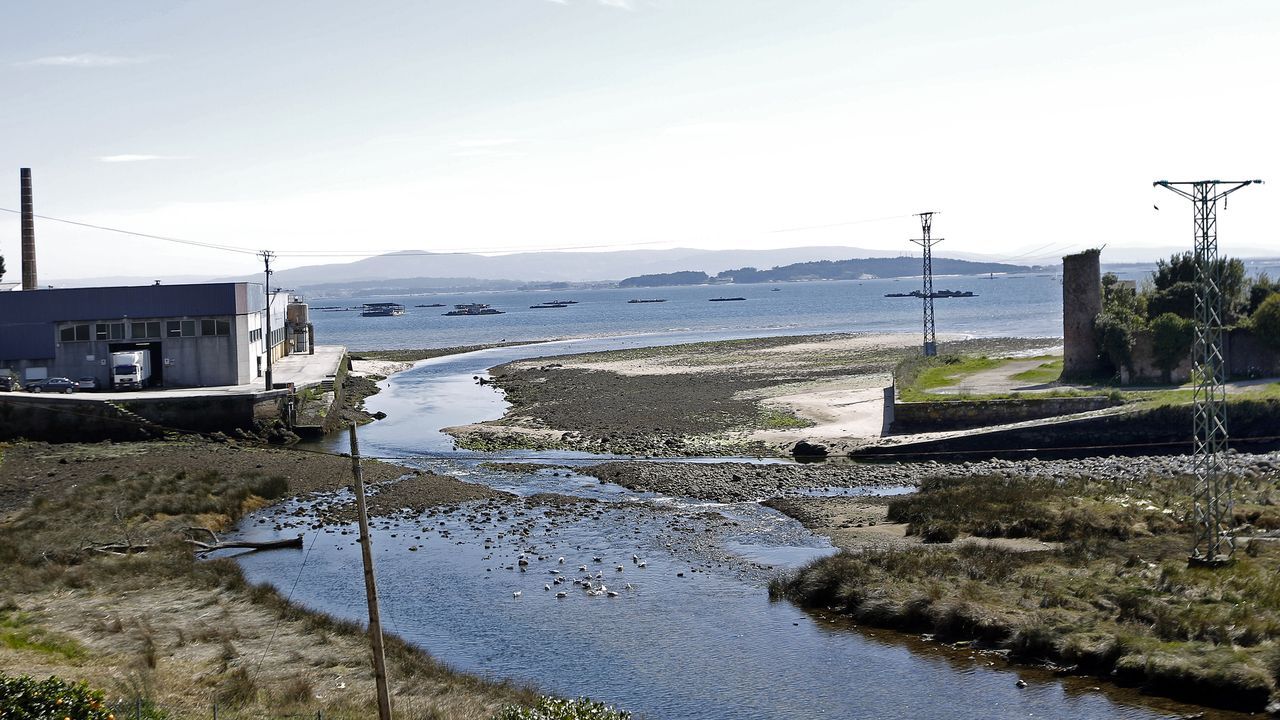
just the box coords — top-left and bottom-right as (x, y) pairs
(41, 245), (1278, 292)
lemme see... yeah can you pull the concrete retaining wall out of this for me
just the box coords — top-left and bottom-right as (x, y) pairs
(856, 400), (1280, 461)
(1122, 328), (1280, 385)
(0, 390), (290, 442)
(891, 395), (1119, 433)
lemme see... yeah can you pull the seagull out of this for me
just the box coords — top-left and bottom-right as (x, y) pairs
(1153, 204), (1160, 211)
(558, 557), (565, 564)
(638, 561), (646, 568)
(607, 590), (619, 598)
(615, 565), (624, 572)
(544, 584), (551, 591)
(593, 556), (603, 562)
(556, 591), (568, 599)
(512, 591), (522, 598)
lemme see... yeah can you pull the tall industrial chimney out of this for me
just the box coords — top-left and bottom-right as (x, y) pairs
(20, 168), (37, 290)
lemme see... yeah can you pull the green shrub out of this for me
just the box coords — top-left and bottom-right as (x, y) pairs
(1149, 313), (1194, 383)
(0, 673), (114, 719)
(493, 696), (631, 720)
(1252, 294), (1280, 350)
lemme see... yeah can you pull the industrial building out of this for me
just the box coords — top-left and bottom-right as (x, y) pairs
(0, 282), (308, 388)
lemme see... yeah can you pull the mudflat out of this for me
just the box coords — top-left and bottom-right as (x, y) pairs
(446, 333), (1059, 456)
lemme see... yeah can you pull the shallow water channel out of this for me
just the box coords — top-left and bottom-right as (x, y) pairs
(231, 334), (1235, 719)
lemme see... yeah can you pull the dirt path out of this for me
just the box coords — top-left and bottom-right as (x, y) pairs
(931, 358), (1053, 395)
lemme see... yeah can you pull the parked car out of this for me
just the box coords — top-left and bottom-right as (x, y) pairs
(26, 377), (79, 394)
(0, 375), (20, 392)
(76, 377), (100, 391)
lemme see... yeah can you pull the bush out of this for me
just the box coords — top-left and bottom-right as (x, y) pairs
(0, 673), (114, 719)
(916, 522), (959, 543)
(1095, 309), (1143, 374)
(1252, 294), (1280, 350)
(1149, 313), (1194, 383)
(493, 696), (631, 720)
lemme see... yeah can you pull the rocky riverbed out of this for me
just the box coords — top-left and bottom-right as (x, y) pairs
(580, 451), (1280, 503)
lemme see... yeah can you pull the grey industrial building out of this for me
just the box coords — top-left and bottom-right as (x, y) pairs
(0, 282), (302, 388)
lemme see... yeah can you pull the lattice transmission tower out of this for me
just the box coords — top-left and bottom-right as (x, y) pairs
(911, 212), (941, 356)
(1154, 178), (1263, 566)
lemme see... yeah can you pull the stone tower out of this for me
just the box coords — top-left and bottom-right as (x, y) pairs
(1062, 249), (1103, 378)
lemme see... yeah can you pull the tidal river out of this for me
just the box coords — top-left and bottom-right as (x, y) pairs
(230, 334), (1228, 720)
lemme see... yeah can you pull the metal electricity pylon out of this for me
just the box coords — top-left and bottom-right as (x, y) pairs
(910, 212), (941, 356)
(1154, 178), (1263, 566)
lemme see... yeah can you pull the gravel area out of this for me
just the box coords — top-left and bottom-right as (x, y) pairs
(582, 451), (1280, 503)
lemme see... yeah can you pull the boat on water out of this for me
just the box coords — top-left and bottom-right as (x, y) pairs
(627, 299), (666, 303)
(549, 300), (578, 304)
(708, 297), (746, 302)
(415, 303), (446, 308)
(530, 303), (569, 309)
(444, 303), (504, 316)
(361, 302), (406, 316)
(884, 290), (977, 299)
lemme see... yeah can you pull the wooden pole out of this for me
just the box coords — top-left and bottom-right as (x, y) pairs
(349, 424), (393, 720)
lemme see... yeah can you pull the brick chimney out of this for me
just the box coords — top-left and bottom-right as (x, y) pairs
(20, 168), (37, 290)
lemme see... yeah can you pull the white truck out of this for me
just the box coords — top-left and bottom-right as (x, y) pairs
(111, 350), (152, 390)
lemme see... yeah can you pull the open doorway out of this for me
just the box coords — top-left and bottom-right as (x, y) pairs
(107, 341), (164, 387)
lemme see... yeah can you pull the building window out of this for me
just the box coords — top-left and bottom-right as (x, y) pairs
(181, 320), (196, 337)
(60, 324), (90, 342)
(131, 321), (162, 339)
(167, 321), (182, 337)
(200, 319), (231, 336)
(249, 328), (262, 343)
(110, 323), (125, 340)
(95, 323), (109, 340)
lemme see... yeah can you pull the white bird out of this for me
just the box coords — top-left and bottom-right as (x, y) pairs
(607, 590), (619, 598)
(638, 561), (646, 568)
(556, 591), (568, 599)
(578, 565), (588, 572)
(544, 584), (551, 591)
(512, 591), (522, 598)
(615, 565), (624, 572)
(558, 557), (565, 564)
(593, 556), (603, 562)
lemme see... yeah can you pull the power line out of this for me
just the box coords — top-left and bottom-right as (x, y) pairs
(0, 206), (260, 255)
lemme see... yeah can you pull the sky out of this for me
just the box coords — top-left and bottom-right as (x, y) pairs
(0, 0), (1277, 280)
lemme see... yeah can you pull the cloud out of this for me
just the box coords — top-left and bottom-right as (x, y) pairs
(15, 53), (155, 68)
(97, 154), (193, 163)
(597, 0), (634, 8)
(452, 138), (521, 149)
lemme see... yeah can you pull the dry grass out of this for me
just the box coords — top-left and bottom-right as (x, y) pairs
(0, 446), (537, 719)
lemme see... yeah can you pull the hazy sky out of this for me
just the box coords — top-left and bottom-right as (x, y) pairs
(1, 0), (1276, 279)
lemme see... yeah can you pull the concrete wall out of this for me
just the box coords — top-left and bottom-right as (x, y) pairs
(891, 395), (1119, 433)
(0, 390), (290, 442)
(1062, 249), (1103, 378)
(1121, 328), (1280, 385)
(856, 399), (1280, 461)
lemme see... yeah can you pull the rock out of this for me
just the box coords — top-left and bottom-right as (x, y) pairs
(791, 440), (829, 459)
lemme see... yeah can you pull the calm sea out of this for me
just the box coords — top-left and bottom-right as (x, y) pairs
(310, 273), (1075, 351)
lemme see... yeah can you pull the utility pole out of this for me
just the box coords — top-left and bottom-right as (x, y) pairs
(349, 425), (393, 720)
(260, 250), (275, 391)
(1154, 178), (1263, 566)
(910, 212), (941, 356)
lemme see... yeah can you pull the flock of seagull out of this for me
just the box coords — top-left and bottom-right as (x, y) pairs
(510, 552), (648, 600)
